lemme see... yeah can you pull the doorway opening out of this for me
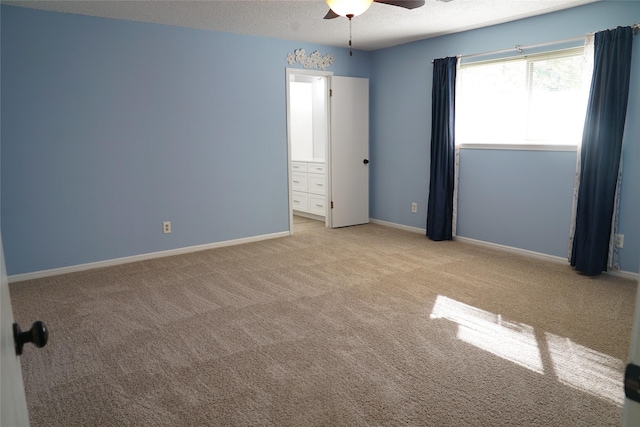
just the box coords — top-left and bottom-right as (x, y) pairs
(286, 69), (332, 233)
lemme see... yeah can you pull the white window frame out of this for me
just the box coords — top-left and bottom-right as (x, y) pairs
(456, 47), (588, 152)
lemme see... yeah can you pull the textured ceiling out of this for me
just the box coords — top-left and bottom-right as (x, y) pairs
(3, 0), (600, 50)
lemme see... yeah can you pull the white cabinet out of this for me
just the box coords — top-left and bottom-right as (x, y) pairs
(292, 191), (309, 212)
(291, 161), (326, 217)
(308, 194), (327, 216)
(291, 161), (308, 173)
(307, 174), (326, 195)
(291, 172), (308, 192)
(307, 163), (326, 175)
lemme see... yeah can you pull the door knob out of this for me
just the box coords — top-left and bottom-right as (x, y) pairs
(13, 321), (48, 355)
(363, 159), (369, 164)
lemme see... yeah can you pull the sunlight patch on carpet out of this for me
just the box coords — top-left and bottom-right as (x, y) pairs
(545, 332), (624, 407)
(430, 295), (624, 406)
(430, 295), (544, 374)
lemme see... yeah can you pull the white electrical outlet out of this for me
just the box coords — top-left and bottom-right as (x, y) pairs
(615, 234), (624, 248)
(411, 202), (417, 213)
(163, 221), (171, 234)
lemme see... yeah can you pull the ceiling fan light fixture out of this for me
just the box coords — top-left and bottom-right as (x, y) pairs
(326, 0), (374, 18)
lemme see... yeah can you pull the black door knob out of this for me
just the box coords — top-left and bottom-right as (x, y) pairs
(13, 321), (48, 355)
(363, 159), (369, 164)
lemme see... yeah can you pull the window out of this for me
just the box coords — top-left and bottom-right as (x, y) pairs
(456, 47), (591, 148)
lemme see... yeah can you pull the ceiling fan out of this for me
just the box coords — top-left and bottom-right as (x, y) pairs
(323, 0), (426, 20)
(323, 0), (426, 55)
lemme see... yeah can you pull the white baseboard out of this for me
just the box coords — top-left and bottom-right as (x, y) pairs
(369, 218), (426, 235)
(455, 236), (639, 281)
(605, 269), (640, 281)
(453, 236), (568, 265)
(370, 219), (639, 282)
(8, 231), (291, 283)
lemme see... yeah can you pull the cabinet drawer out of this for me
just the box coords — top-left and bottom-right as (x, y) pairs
(308, 194), (326, 216)
(307, 163), (326, 175)
(292, 191), (309, 212)
(291, 162), (308, 173)
(307, 173), (326, 195)
(291, 172), (308, 192)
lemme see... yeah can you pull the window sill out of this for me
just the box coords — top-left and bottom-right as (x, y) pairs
(457, 143), (577, 152)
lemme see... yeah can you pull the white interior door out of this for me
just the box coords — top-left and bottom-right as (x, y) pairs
(0, 236), (30, 426)
(623, 258), (640, 426)
(330, 76), (369, 228)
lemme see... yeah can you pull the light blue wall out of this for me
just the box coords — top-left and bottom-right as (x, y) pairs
(0, 5), (370, 275)
(3, 3), (639, 276)
(456, 149), (577, 258)
(370, 1), (640, 273)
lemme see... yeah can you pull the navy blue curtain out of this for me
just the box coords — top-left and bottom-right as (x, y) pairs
(427, 57), (457, 241)
(571, 26), (634, 276)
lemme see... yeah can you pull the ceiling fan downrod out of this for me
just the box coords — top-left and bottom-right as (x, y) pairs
(348, 14), (353, 56)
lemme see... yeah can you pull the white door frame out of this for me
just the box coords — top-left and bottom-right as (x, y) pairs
(285, 68), (333, 233)
(623, 258), (640, 425)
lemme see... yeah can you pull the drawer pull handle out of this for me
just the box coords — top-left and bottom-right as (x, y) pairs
(293, 180), (300, 184)
(316, 204), (323, 207)
(316, 184), (323, 187)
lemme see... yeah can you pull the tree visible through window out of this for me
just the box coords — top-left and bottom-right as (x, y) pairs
(456, 48), (590, 147)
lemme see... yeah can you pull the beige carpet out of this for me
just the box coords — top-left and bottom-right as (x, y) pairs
(10, 219), (637, 426)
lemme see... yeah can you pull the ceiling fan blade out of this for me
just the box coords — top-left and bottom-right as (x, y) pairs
(374, 0), (426, 9)
(323, 9), (340, 19)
